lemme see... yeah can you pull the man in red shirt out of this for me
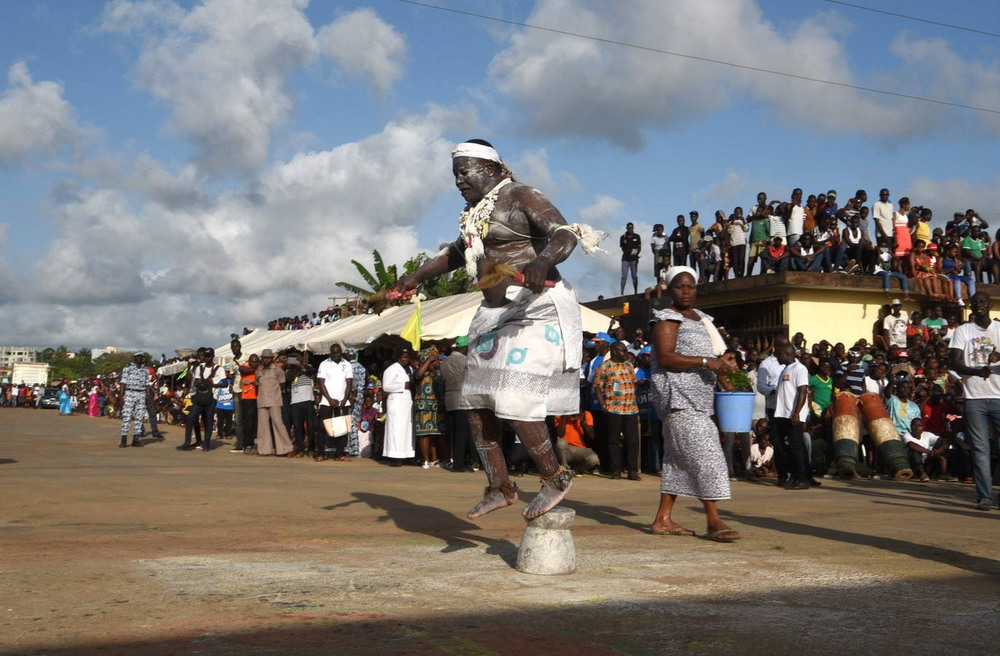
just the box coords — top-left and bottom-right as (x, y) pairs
(762, 237), (789, 273)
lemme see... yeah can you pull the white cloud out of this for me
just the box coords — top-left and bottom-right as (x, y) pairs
(691, 170), (762, 211)
(34, 187), (149, 304)
(906, 175), (1000, 231)
(317, 8), (406, 98)
(579, 194), (625, 224)
(0, 62), (82, 164)
(100, 0), (319, 175)
(5, 105), (471, 353)
(508, 148), (558, 198)
(488, 0), (1000, 146)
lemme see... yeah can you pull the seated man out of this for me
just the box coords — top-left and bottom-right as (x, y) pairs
(554, 411), (600, 474)
(789, 233), (826, 272)
(761, 237), (790, 273)
(903, 418), (949, 482)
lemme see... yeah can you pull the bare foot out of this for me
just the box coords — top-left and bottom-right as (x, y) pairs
(522, 469), (573, 520)
(466, 483), (518, 519)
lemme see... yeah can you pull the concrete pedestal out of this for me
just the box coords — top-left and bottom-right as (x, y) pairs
(515, 506), (576, 575)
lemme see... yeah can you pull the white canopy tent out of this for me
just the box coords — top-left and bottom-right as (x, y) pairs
(198, 292), (611, 365)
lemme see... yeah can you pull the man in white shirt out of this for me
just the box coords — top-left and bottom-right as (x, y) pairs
(756, 337), (789, 420)
(316, 343), (354, 462)
(872, 188), (894, 251)
(771, 343), (814, 490)
(903, 418), (948, 482)
(784, 188), (805, 246)
(180, 347), (227, 452)
(650, 223), (667, 282)
(883, 300), (909, 350)
(948, 292), (1000, 510)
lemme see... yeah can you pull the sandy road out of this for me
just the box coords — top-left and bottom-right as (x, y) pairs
(0, 409), (998, 655)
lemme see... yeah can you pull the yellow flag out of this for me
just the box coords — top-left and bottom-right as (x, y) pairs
(399, 296), (421, 350)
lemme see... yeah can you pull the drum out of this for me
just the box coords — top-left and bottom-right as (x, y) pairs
(832, 392), (861, 479)
(859, 393), (912, 481)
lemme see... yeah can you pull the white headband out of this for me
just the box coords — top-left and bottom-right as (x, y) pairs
(452, 142), (502, 164)
(663, 266), (698, 287)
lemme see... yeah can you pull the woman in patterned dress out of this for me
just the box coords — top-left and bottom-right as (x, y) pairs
(649, 266), (742, 542)
(413, 348), (447, 468)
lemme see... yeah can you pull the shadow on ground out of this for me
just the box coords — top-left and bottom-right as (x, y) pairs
(13, 573), (998, 656)
(324, 492), (518, 562)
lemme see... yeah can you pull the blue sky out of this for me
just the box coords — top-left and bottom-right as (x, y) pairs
(1, 0), (998, 355)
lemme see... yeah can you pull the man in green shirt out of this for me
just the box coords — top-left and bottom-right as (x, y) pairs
(961, 226), (987, 282)
(747, 195), (772, 275)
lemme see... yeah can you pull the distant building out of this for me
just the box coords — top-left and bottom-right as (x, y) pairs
(0, 346), (40, 367)
(0, 346), (41, 381)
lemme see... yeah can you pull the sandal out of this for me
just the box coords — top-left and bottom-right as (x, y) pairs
(702, 528), (741, 543)
(649, 526), (696, 536)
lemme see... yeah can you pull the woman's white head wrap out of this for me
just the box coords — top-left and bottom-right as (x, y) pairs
(663, 266), (698, 287)
(452, 142), (502, 164)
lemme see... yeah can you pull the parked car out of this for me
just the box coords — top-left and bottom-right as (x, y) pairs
(39, 387), (61, 410)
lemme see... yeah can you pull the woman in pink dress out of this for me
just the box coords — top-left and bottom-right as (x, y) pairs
(87, 383), (100, 417)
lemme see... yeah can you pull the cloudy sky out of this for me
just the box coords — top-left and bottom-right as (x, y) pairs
(2, 0), (998, 355)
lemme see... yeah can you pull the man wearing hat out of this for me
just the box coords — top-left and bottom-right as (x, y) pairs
(119, 352), (151, 448)
(255, 348), (294, 456)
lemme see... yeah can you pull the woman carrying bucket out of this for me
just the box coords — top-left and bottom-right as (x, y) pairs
(648, 266), (742, 542)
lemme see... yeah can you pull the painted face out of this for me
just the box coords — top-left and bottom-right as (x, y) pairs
(453, 156), (497, 205)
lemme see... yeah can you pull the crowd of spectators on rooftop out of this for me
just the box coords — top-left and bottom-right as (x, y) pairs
(635, 188), (993, 305)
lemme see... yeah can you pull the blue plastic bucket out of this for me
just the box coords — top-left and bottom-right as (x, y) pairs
(714, 391), (756, 432)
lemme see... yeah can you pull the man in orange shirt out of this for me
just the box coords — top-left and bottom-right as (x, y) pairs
(554, 411), (599, 474)
(594, 341), (641, 480)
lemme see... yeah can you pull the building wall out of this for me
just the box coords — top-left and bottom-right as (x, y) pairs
(786, 289), (889, 347)
(0, 346), (40, 367)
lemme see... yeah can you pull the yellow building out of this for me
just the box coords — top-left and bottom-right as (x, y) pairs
(586, 271), (988, 351)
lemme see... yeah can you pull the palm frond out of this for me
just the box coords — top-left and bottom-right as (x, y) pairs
(372, 250), (388, 283)
(335, 281), (372, 296)
(351, 259), (379, 290)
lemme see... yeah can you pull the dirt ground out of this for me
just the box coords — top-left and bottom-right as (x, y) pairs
(1, 409), (998, 655)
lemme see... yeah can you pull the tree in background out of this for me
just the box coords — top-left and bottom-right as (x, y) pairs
(403, 253), (476, 298)
(336, 249), (476, 305)
(335, 249), (398, 296)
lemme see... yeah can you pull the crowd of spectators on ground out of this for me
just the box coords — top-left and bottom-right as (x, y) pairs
(12, 309), (995, 503)
(5, 184), (997, 503)
(633, 188), (993, 305)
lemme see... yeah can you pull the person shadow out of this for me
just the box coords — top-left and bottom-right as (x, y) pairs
(324, 492), (519, 566)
